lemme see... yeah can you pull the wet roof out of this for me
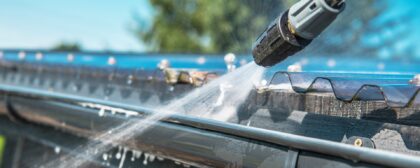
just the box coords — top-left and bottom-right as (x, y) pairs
(269, 72), (420, 107)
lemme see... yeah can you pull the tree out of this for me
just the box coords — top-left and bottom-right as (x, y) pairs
(136, 0), (285, 54)
(137, 0), (406, 58)
(51, 42), (82, 52)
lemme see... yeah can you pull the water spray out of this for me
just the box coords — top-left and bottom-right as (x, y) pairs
(67, 53), (75, 63)
(252, 0), (346, 67)
(224, 53), (236, 72)
(18, 51), (26, 60)
(411, 74), (420, 85)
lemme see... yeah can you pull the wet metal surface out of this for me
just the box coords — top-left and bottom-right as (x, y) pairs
(1, 93), (420, 168)
(1, 51), (420, 167)
(269, 72), (420, 107)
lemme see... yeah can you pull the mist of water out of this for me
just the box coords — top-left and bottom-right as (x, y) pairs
(43, 62), (265, 168)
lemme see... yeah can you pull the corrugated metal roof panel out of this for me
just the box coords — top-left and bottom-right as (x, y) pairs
(269, 72), (420, 107)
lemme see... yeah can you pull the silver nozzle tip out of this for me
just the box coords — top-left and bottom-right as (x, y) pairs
(288, 0), (346, 39)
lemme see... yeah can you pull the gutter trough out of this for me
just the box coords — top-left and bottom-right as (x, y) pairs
(0, 84), (419, 167)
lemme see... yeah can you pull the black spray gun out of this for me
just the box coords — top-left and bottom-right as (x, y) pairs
(252, 0), (346, 67)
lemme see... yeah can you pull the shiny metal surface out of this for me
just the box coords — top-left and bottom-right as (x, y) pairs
(1, 51), (420, 167)
(0, 84), (419, 167)
(269, 72), (420, 107)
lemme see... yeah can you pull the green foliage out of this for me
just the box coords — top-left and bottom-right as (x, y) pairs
(0, 136), (5, 167)
(138, 0), (401, 57)
(137, 0), (285, 54)
(51, 42), (82, 52)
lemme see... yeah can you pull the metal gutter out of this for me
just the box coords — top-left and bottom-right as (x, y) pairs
(0, 84), (420, 167)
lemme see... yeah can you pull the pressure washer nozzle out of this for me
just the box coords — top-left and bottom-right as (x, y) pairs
(252, 0), (345, 67)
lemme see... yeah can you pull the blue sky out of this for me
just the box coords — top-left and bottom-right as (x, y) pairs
(0, 0), (153, 51)
(0, 0), (420, 55)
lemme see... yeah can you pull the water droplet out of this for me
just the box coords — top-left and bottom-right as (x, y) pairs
(67, 53), (74, 62)
(103, 153), (108, 161)
(116, 147), (122, 159)
(35, 52), (43, 61)
(240, 59), (248, 66)
(327, 59), (336, 68)
(108, 56), (116, 66)
(197, 56), (206, 65)
(300, 58), (309, 65)
(136, 151), (142, 158)
(224, 53), (236, 64)
(411, 74), (420, 85)
(287, 63), (302, 72)
(143, 153), (149, 165)
(54, 146), (61, 154)
(377, 62), (385, 71)
(18, 51), (26, 60)
(149, 154), (156, 162)
(260, 80), (267, 86)
(98, 108), (105, 117)
(158, 59), (170, 69)
(157, 156), (164, 161)
(246, 120), (251, 127)
(127, 75), (133, 85)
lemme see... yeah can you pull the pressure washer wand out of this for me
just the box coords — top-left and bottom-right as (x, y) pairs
(252, 0), (346, 67)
